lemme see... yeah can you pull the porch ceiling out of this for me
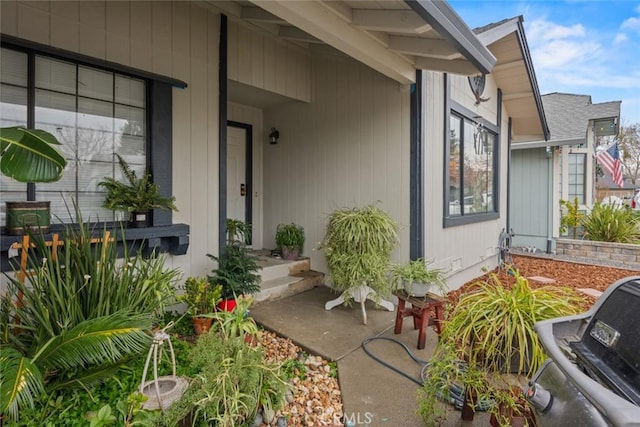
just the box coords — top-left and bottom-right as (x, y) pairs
(476, 17), (549, 143)
(212, 0), (496, 85)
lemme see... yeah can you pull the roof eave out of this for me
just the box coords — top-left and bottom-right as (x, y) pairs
(406, 0), (496, 75)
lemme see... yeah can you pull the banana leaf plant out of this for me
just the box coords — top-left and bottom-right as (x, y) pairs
(0, 126), (67, 183)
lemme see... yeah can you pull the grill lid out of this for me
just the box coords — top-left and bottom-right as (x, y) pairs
(570, 279), (640, 405)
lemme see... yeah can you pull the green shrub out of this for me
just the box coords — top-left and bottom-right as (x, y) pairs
(0, 220), (181, 421)
(160, 334), (286, 427)
(581, 202), (640, 243)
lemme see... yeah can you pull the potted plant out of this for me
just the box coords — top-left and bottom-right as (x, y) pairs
(1, 127), (67, 235)
(226, 218), (252, 245)
(178, 277), (222, 335)
(98, 154), (178, 227)
(207, 244), (261, 311)
(441, 269), (582, 377)
(390, 258), (448, 297)
(204, 295), (260, 345)
(275, 223), (305, 260)
(321, 204), (398, 324)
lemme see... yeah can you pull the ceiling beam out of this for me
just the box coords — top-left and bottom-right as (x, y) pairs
(352, 9), (432, 34)
(502, 91), (533, 101)
(241, 6), (286, 24)
(414, 57), (479, 75)
(278, 26), (324, 44)
(248, 0), (416, 84)
(388, 35), (459, 59)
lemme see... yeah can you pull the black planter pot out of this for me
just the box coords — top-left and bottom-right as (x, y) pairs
(128, 211), (150, 228)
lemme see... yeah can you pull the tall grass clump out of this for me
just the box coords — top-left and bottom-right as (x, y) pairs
(581, 202), (640, 243)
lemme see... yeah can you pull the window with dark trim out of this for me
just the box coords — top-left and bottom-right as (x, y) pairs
(1, 46), (148, 224)
(445, 101), (499, 226)
(0, 38), (189, 262)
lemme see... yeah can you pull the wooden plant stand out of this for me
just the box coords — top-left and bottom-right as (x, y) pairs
(393, 290), (444, 349)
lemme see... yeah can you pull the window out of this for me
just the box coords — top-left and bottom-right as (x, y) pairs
(1, 46), (146, 224)
(446, 105), (499, 224)
(568, 153), (586, 204)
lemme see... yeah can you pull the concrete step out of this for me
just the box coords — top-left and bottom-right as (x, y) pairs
(255, 270), (324, 303)
(256, 254), (311, 282)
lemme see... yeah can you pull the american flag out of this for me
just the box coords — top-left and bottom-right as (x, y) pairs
(596, 142), (624, 188)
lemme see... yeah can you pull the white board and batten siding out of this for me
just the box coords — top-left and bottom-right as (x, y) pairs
(227, 19), (311, 103)
(262, 50), (411, 277)
(1, 1), (223, 279)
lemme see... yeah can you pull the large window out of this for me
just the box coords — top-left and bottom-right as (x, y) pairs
(1, 46), (146, 224)
(568, 153), (586, 204)
(446, 106), (498, 224)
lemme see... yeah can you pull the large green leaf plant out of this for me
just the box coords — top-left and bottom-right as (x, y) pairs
(0, 126), (67, 183)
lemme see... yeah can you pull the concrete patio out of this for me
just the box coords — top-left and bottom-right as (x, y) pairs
(251, 285), (490, 426)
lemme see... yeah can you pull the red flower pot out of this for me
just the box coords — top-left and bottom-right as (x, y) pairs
(217, 299), (237, 312)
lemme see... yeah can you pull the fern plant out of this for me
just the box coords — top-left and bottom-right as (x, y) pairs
(207, 245), (261, 299)
(99, 154), (178, 214)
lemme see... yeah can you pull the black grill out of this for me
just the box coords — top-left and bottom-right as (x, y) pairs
(528, 276), (640, 427)
(570, 280), (640, 406)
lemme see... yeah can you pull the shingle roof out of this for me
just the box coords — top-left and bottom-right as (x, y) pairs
(542, 92), (621, 141)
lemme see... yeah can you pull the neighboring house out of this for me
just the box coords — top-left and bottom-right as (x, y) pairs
(595, 174), (635, 204)
(510, 93), (621, 252)
(0, 2), (546, 291)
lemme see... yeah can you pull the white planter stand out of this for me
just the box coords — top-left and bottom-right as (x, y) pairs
(325, 285), (394, 325)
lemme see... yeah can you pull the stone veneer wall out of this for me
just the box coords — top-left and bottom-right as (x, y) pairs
(556, 239), (640, 268)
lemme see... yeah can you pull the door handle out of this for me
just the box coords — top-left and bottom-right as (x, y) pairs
(240, 184), (246, 196)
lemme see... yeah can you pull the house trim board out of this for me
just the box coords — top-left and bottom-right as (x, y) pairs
(219, 14), (229, 253)
(410, 70), (424, 260)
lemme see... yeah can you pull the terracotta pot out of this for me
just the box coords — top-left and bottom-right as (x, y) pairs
(191, 316), (213, 335)
(217, 299), (237, 312)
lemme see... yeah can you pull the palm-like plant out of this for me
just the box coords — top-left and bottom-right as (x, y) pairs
(0, 126), (67, 182)
(0, 219), (180, 421)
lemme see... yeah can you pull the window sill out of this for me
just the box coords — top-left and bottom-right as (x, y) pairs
(443, 212), (499, 228)
(1, 223), (189, 272)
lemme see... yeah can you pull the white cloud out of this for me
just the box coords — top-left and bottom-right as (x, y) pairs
(531, 39), (600, 68)
(527, 19), (586, 42)
(621, 16), (640, 32)
(614, 32), (629, 44)
(636, 4), (640, 14)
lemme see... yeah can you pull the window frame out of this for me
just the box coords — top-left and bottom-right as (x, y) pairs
(0, 36), (189, 263)
(443, 97), (501, 228)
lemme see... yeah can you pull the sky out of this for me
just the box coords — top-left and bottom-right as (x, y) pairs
(448, 0), (640, 126)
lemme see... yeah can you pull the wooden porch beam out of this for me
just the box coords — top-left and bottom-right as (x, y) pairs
(352, 9), (432, 34)
(248, 0), (416, 85)
(388, 35), (459, 59)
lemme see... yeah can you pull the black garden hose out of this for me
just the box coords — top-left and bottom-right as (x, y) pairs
(360, 336), (492, 411)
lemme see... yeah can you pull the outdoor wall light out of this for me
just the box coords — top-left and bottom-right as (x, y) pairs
(269, 127), (280, 144)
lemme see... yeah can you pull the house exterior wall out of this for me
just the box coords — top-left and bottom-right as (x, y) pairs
(428, 73), (509, 289)
(227, 19), (311, 103)
(510, 148), (552, 251)
(262, 49), (411, 276)
(1, 1), (222, 278)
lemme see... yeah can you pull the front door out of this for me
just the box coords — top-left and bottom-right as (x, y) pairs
(226, 124), (252, 241)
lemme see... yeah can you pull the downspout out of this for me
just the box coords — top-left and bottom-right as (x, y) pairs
(546, 146), (554, 253)
(506, 117), (512, 232)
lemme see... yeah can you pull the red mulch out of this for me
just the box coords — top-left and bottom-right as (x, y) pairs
(447, 254), (640, 310)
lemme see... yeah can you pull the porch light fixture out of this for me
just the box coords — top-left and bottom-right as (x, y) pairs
(269, 127), (280, 144)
